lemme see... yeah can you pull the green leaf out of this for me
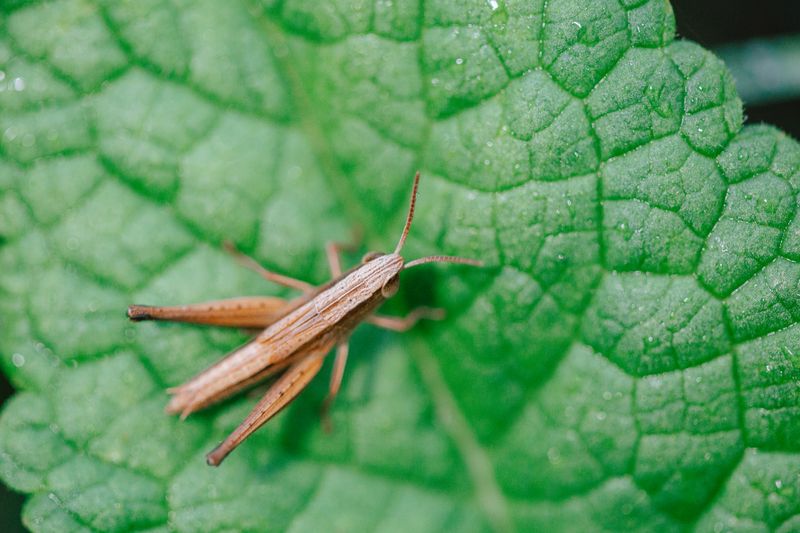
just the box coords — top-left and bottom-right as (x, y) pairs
(1, 0), (799, 531)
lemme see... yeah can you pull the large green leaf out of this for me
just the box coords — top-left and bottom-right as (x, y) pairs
(1, 0), (800, 531)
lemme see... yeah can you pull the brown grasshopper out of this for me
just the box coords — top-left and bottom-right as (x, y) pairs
(127, 172), (481, 466)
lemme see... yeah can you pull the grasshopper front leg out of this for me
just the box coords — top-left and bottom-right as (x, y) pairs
(367, 307), (446, 332)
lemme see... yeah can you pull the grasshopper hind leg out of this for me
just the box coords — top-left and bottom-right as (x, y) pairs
(205, 345), (330, 466)
(127, 296), (291, 328)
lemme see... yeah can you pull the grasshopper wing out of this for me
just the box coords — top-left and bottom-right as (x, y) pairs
(166, 299), (335, 417)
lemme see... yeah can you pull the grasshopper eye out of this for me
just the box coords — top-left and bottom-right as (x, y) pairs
(361, 251), (384, 264)
(381, 274), (400, 298)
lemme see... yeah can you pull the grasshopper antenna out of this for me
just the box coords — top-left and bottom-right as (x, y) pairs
(394, 171), (421, 254)
(404, 255), (483, 269)
(395, 172), (483, 269)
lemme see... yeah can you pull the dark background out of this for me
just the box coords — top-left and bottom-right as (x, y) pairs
(672, 0), (800, 139)
(1, 1), (799, 531)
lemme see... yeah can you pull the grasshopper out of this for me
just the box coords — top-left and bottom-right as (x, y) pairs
(127, 172), (481, 466)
